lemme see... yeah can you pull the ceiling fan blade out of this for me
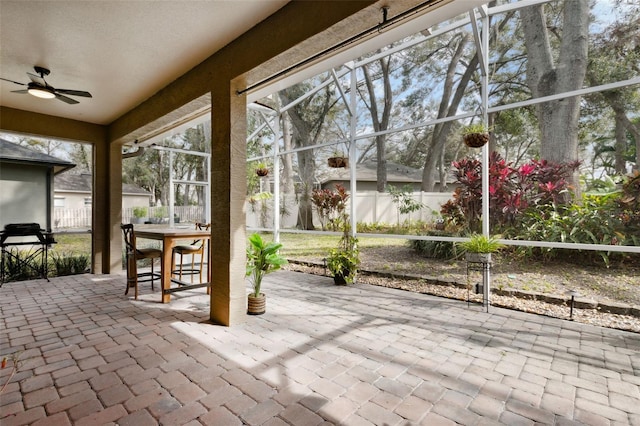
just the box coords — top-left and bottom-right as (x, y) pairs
(27, 72), (46, 85)
(55, 93), (79, 104)
(56, 88), (92, 98)
(10, 89), (28, 94)
(0, 77), (27, 86)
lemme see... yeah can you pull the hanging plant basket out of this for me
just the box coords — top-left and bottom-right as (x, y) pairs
(256, 168), (269, 177)
(328, 156), (349, 168)
(463, 132), (489, 148)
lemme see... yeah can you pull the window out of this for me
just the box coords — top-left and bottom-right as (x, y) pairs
(54, 197), (65, 208)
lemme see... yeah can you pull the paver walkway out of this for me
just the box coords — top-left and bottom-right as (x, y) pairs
(1, 271), (639, 425)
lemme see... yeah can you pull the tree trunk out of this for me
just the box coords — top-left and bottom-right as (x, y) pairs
(362, 57), (392, 192)
(601, 90), (640, 174)
(281, 114), (295, 194)
(296, 148), (316, 229)
(520, 0), (589, 198)
(421, 34), (474, 191)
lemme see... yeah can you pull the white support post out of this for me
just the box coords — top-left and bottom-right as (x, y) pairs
(481, 6), (490, 312)
(169, 151), (175, 228)
(273, 111), (281, 243)
(349, 64), (357, 244)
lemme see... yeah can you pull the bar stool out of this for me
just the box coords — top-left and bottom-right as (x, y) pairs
(121, 224), (163, 300)
(171, 222), (210, 283)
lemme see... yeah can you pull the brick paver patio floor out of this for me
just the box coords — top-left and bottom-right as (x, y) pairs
(1, 271), (639, 425)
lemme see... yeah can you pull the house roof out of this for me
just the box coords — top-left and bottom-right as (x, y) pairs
(54, 173), (151, 196)
(322, 160), (449, 185)
(321, 160), (455, 184)
(0, 138), (75, 175)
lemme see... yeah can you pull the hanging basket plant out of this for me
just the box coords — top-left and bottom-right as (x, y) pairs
(462, 124), (490, 148)
(255, 163), (269, 177)
(328, 156), (349, 168)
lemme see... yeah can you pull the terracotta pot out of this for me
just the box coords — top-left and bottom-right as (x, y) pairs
(256, 168), (269, 177)
(247, 293), (266, 315)
(463, 133), (489, 148)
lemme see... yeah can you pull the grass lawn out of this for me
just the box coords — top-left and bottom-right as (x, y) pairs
(51, 233), (92, 256)
(275, 232), (407, 259)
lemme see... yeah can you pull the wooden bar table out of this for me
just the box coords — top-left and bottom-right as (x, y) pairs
(135, 226), (211, 303)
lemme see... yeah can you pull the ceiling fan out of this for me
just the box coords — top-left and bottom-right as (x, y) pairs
(0, 66), (92, 104)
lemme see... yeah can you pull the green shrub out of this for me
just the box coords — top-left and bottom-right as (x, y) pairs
(409, 239), (459, 259)
(51, 253), (90, 276)
(1, 249), (43, 282)
(133, 206), (148, 218)
(515, 193), (627, 266)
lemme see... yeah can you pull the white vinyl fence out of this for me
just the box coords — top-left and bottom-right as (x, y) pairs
(53, 206), (206, 230)
(246, 191), (453, 229)
(54, 192), (453, 231)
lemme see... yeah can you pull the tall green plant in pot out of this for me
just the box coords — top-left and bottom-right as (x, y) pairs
(246, 233), (288, 315)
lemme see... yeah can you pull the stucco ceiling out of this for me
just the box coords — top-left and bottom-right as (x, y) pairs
(0, 0), (289, 126)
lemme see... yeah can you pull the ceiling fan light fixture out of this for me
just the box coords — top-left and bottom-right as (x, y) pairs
(28, 85), (55, 99)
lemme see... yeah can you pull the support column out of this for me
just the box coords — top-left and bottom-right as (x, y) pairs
(92, 138), (123, 274)
(209, 77), (247, 326)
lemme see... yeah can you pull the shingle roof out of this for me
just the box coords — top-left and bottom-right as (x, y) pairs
(54, 172), (151, 196)
(322, 160), (451, 184)
(0, 138), (75, 174)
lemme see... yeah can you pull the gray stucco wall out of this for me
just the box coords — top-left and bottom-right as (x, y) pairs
(0, 163), (49, 230)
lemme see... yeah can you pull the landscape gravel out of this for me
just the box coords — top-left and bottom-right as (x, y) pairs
(285, 260), (640, 334)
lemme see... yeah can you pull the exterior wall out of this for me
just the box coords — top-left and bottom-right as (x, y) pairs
(121, 194), (150, 210)
(0, 163), (49, 230)
(54, 191), (92, 210)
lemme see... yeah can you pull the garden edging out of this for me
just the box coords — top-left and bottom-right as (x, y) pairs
(288, 259), (640, 318)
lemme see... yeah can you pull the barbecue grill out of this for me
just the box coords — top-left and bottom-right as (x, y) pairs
(0, 223), (55, 285)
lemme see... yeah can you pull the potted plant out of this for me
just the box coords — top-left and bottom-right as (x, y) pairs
(462, 123), (490, 148)
(131, 206), (148, 224)
(458, 234), (505, 263)
(328, 152), (349, 168)
(245, 233), (288, 315)
(255, 162), (269, 177)
(326, 235), (359, 284)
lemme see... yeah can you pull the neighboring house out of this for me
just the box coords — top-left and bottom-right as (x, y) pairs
(54, 173), (152, 210)
(0, 138), (75, 232)
(321, 160), (453, 192)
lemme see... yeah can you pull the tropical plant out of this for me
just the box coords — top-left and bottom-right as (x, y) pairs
(326, 241), (360, 284)
(326, 205), (360, 284)
(442, 152), (580, 233)
(245, 233), (288, 297)
(311, 184), (349, 231)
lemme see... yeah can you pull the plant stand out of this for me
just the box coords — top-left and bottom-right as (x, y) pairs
(466, 254), (491, 312)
